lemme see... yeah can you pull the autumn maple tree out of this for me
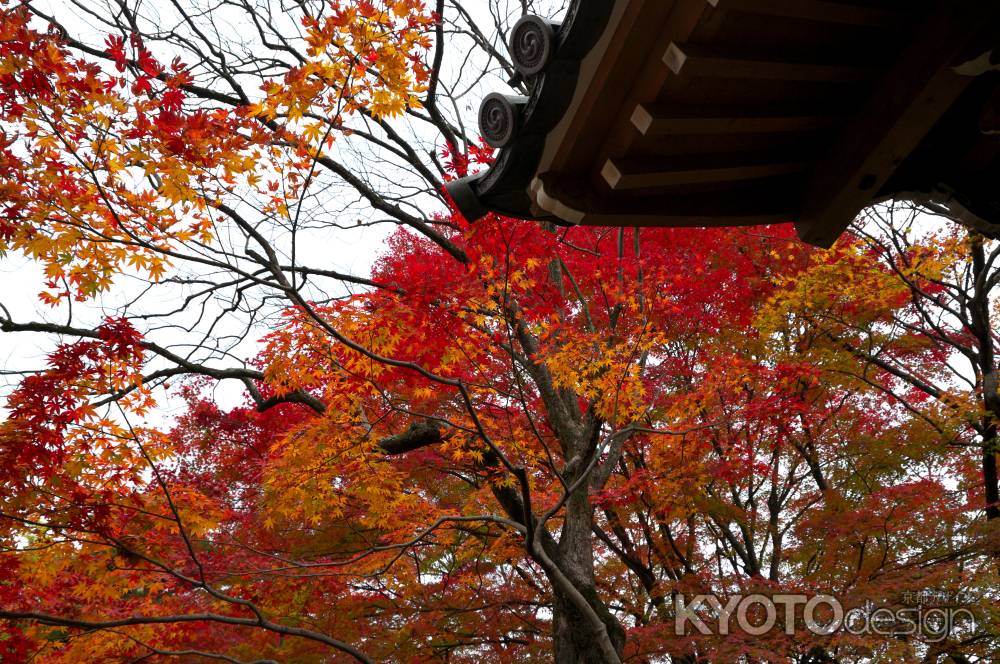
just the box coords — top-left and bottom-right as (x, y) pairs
(0, 1), (998, 663)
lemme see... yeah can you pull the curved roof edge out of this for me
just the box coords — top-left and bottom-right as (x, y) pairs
(445, 1), (616, 223)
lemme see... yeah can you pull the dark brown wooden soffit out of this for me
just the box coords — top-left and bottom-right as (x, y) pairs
(445, 0), (1000, 248)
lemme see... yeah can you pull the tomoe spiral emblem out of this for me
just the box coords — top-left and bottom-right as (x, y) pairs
(479, 93), (525, 148)
(509, 15), (557, 77)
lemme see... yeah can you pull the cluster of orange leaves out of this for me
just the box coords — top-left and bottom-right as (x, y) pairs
(0, 0), (432, 302)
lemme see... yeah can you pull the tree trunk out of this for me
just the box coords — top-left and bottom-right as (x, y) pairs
(552, 588), (625, 664)
(551, 476), (625, 663)
(980, 421), (1000, 521)
(969, 238), (1000, 520)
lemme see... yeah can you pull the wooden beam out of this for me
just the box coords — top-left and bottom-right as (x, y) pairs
(577, 209), (790, 228)
(706, 0), (901, 27)
(531, 173), (794, 227)
(603, 156), (806, 190)
(795, 0), (997, 247)
(631, 103), (840, 135)
(664, 43), (875, 82)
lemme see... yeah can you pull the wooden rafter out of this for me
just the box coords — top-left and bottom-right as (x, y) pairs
(795, 0), (998, 247)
